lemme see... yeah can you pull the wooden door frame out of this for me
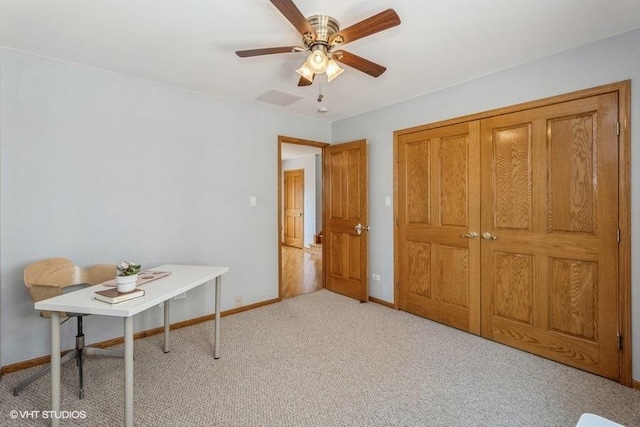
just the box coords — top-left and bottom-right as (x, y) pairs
(393, 81), (632, 386)
(278, 135), (330, 300)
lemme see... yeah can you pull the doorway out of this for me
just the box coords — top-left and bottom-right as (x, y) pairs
(278, 136), (328, 299)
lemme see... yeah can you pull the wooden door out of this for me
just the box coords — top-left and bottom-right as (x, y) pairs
(324, 140), (368, 301)
(480, 93), (620, 379)
(396, 122), (481, 333)
(284, 169), (304, 248)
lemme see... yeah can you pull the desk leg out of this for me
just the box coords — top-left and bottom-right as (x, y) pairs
(124, 317), (134, 427)
(51, 312), (61, 427)
(163, 299), (170, 353)
(214, 275), (221, 359)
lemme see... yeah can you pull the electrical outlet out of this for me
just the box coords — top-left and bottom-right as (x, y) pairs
(372, 274), (381, 281)
(174, 292), (186, 300)
(234, 295), (242, 308)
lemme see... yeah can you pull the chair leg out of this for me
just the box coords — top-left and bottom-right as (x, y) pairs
(76, 316), (85, 399)
(13, 351), (75, 396)
(73, 316), (125, 399)
(14, 315), (122, 399)
(20, 316), (125, 400)
(84, 347), (125, 358)
(77, 347), (84, 399)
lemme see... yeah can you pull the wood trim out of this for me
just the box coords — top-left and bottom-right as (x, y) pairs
(618, 81), (632, 387)
(1, 297), (280, 375)
(279, 135), (329, 148)
(2, 351), (73, 375)
(633, 380), (640, 391)
(369, 296), (394, 309)
(393, 80), (632, 386)
(277, 135), (329, 300)
(393, 135), (398, 309)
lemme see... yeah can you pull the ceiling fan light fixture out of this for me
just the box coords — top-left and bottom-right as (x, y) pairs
(307, 48), (329, 73)
(326, 59), (344, 82)
(236, 4), (401, 87)
(296, 62), (315, 83)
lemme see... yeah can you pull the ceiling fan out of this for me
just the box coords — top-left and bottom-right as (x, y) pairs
(235, 0), (401, 86)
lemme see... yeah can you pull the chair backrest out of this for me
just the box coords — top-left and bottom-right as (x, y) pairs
(24, 258), (116, 304)
(85, 264), (117, 285)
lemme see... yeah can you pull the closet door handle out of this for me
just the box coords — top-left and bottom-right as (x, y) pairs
(354, 223), (370, 236)
(482, 232), (498, 240)
(461, 232), (478, 239)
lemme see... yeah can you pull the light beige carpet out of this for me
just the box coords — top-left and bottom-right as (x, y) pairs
(2, 289), (639, 426)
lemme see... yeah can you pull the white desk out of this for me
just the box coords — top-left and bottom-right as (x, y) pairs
(35, 264), (229, 427)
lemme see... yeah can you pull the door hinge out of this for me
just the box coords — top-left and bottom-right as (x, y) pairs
(617, 332), (622, 350)
(617, 229), (621, 243)
(616, 122), (620, 136)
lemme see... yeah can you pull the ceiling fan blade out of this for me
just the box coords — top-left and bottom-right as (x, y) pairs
(330, 9), (400, 45)
(235, 46), (299, 57)
(298, 75), (314, 86)
(270, 0), (316, 41)
(332, 50), (387, 77)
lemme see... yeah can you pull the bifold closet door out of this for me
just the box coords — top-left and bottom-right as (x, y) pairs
(480, 93), (620, 380)
(397, 122), (481, 334)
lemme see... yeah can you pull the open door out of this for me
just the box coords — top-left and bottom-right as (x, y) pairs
(323, 140), (369, 301)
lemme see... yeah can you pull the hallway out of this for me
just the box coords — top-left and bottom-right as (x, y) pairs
(281, 245), (322, 299)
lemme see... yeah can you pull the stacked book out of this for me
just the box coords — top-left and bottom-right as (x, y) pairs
(95, 288), (145, 304)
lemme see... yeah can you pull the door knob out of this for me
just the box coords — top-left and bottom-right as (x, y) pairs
(482, 232), (497, 240)
(460, 232), (478, 239)
(354, 223), (370, 236)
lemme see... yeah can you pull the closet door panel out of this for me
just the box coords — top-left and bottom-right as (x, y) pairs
(480, 93), (619, 380)
(397, 122), (481, 334)
(493, 124), (532, 230)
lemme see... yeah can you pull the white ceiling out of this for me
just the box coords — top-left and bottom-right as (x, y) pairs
(2, 0), (640, 122)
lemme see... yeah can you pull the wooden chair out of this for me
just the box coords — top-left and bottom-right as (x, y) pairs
(14, 258), (124, 399)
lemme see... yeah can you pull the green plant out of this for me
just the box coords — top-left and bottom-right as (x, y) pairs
(116, 261), (141, 276)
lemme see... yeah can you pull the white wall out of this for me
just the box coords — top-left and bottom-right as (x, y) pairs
(331, 28), (640, 380)
(3, 27), (639, 379)
(281, 155), (318, 248)
(0, 48), (330, 366)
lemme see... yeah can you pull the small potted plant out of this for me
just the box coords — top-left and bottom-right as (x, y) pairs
(115, 261), (141, 293)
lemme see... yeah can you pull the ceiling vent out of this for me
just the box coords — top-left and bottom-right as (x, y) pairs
(255, 89), (303, 107)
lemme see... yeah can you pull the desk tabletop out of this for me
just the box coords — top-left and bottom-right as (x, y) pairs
(34, 264), (229, 317)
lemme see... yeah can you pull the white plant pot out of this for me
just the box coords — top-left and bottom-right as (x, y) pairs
(115, 274), (138, 293)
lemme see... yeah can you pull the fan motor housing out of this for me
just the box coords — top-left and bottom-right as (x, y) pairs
(304, 15), (339, 49)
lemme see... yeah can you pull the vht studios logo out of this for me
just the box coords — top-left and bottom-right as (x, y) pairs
(9, 410), (87, 420)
